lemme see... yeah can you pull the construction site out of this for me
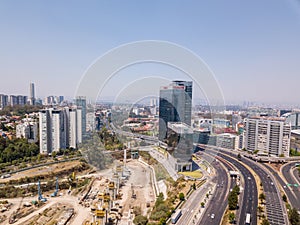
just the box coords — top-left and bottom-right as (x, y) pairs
(0, 148), (157, 225)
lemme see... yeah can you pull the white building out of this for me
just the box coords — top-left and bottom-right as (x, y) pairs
(86, 112), (95, 132)
(39, 109), (52, 154)
(51, 110), (67, 152)
(39, 107), (82, 154)
(244, 117), (291, 157)
(69, 107), (82, 149)
(16, 122), (38, 142)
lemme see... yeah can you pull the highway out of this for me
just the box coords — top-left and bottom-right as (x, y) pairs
(196, 153), (232, 225)
(281, 162), (300, 211)
(262, 162), (300, 212)
(206, 150), (258, 225)
(293, 166), (300, 184)
(214, 148), (287, 225)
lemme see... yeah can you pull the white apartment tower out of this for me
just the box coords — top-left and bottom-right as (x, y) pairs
(244, 118), (291, 157)
(39, 109), (52, 154)
(39, 107), (82, 154)
(51, 110), (67, 152)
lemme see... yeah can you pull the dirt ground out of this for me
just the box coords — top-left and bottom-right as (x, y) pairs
(0, 161), (82, 183)
(119, 160), (155, 219)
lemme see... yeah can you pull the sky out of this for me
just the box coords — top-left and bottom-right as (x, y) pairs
(0, 1), (300, 106)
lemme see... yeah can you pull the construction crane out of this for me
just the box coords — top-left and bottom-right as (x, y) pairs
(38, 180), (47, 202)
(51, 177), (59, 197)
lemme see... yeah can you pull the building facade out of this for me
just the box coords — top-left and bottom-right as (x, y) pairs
(16, 122), (38, 142)
(0, 94), (8, 109)
(39, 107), (82, 154)
(75, 96), (87, 136)
(159, 80), (192, 141)
(29, 83), (35, 105)
(244, 118), (291, 157)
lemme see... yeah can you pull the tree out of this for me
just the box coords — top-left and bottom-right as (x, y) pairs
(282, 194), (287, 202)
(261, 218), (270, 225)
(289, 207), (300, 225)
(229, 212), (235, 223)
(259, 193), (266, 203)
(133, 215), (148, 225)
(201, 202), (205, 208)
(228, 191), (238, 210)
(257, 206), (264, 218)
(237, 153), (241, 160)
(179, 193), (185, 201)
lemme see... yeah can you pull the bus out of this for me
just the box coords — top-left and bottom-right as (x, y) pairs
(171, 209), (182, 224)
(245, 213), (251, 225)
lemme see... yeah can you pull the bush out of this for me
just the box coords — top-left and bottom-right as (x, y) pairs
(133, 215), (148, 225)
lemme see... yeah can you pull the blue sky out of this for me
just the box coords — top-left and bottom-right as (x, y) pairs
(0, 1), (300, 105)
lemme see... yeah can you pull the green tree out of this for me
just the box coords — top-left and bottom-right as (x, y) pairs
(259, 193), (266, 203)
(179, 193), (185, 201)
(261, 218), (270, 225)
(289, 207), (300, 225)
(133, 215), (148, 225)
(228, 191), (238, 210)
(229, 212), (235, 224)
(282, 194), (287, 202)
(201, 202), (205, 208)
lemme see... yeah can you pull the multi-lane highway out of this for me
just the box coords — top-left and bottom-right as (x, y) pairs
(215, 148), (287, 225)
(281, 162), (300, 211)
(205, 149), (258, 225)
(196, 153), (232, 225)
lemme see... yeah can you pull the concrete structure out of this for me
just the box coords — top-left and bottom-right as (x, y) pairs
(16, 122), (38, 142)
(166, 122), (193, 171)
(51, 110), (67, 152)
(75, 96), (87, 136)
(0, 94), (8, 109)
(282, 112), (300, 130)
(86, 112), (96, 132)
(39, 109), (52, 154)
(213, 118), (230, 128)
(244, 117), (291, 157)
(291, 130), (300, 152)
(29, 82), (35, 105)
(216, 133), (236, 149)
(39, 107), (82, 154)
(159, 80), (192, 141)
(69, 107), (82, 149)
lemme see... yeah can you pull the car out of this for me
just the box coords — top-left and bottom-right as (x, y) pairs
(211, 214), (215, 219)
(248, 177), (251, 180)
(249, 197), (252, 201)
(271, 182), (274, 185)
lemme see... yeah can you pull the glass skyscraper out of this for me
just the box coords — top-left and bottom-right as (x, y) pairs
(159, 80), (192, 141)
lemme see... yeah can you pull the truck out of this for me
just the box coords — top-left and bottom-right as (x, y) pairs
(245, 213), (251, 225)
(171, 209), (182, 224)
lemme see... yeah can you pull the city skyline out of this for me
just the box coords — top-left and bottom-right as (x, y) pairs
(0, 1), (300, 105)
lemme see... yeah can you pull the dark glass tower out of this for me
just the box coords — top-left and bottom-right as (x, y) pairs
(159, 80), (192, 141)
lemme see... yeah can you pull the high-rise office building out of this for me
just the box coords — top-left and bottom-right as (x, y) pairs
(75, 96), (87, 135)
(244, 117), (291, 157)
(29, 83), (35, 105)
(159, 80), (192, 141)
